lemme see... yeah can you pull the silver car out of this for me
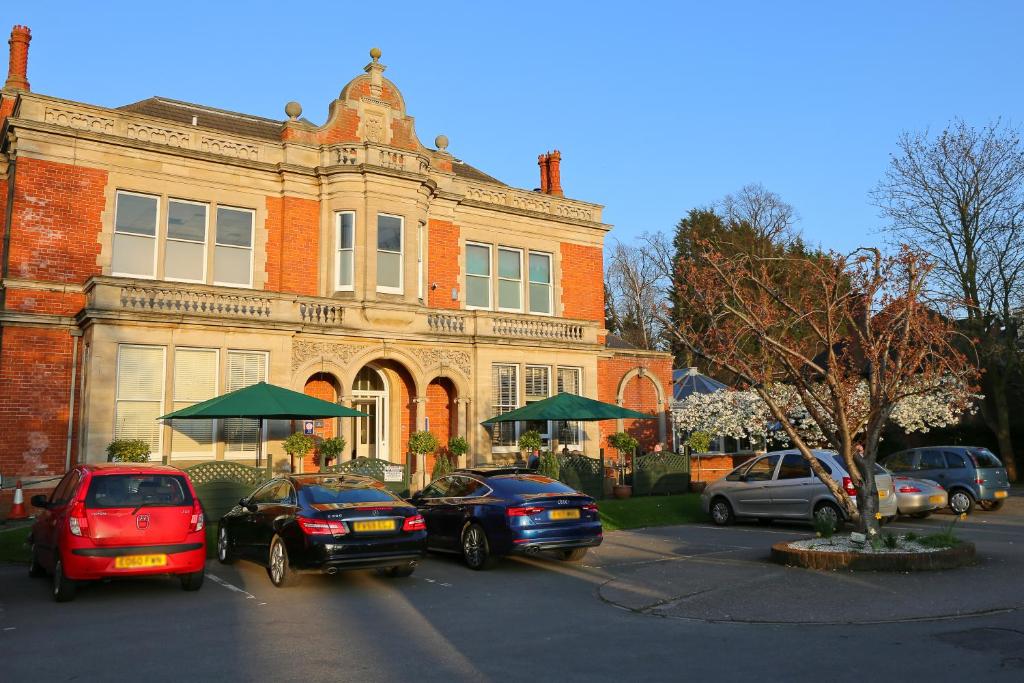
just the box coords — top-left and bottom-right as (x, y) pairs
(701, 449), (898, 528)
(892, 475), (947, 518)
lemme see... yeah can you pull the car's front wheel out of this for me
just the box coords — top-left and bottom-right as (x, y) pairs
(180, 569), (205, 591)
(979, 500), (1004, 512)
(52, 557), (76, 603)
(28, 543), (46, 578)
(217, 525), (236, 565)
(949, 489), (974, 515)
(267, 535), (300, 587)
(557, 548), (589, 562)
(813, 502), (842, 532)
(461, 523), (495, 570)
(709, 497), (735, 526)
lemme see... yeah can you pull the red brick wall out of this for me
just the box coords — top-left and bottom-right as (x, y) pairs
(427, 219), (460, 309)
(424, 378), (455, 473)
(690, 454), (756, 484)
(7, 157), (107, 283)
(265, 195), (319, 295)
(597, 354), (672, 451)
(560, 242), (603, 322)
(302, 373), (338, 472)
(4, 289), (86, 316)
(0, 327), (78, 478)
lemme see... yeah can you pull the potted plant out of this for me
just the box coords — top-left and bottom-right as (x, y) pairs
(409, 430), (439, 480)
(517, 430), (543, 466)
(608, 431), (639, 499)
(316, 435), (347, 469)
(282, 432), (315, 472)
(448, 435), (469, 468)
(106, 439), (151, 463)
(431, 446), (454, 480)
(686, 431), (713, 455)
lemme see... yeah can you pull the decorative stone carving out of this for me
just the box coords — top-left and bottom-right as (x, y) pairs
(335, 146), (360, 165)
(120, 285), (272, 319)
(380, 150), (404, 170)
(44, 107), (115, 134)
(463, 182), (598, 223)
(126, 122), (191, 148)
(411, 348), (472, 378)
(291, 340), (369, 372)
(364, 113), (386, 143)
(200, 136), (259, 160)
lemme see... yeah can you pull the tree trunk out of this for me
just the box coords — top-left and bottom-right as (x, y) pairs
(991, 386), (1018, 482)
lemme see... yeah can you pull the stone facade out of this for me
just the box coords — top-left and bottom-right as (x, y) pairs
(0, 29), (672, 493)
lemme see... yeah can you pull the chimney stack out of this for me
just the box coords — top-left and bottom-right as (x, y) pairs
(547, 150), (563, 197)
(5, 25), (31, 91)
(537, 153), (550, 193)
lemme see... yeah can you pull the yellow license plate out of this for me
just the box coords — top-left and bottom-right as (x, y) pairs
(929, 495), (946, 504)
(115, 554), (167, 569)
(995, 490), (1008, 499)
(352, 520), (396, 532)
(878, 490), (889, 498)
(549, 509), (580, 520)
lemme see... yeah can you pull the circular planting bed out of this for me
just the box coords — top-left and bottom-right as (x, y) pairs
(771, 538), (976, 571)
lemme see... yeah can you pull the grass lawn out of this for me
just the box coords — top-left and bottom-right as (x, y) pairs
(0, 525), (32, 564)
(598, 493), (705, 531)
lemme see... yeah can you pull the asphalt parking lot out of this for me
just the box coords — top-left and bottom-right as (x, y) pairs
(2, 502), (1024, 682)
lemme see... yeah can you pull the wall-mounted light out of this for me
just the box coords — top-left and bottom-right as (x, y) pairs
(451, 287), (458, 301)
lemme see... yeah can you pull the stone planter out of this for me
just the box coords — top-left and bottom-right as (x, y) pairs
(770, 540), (976, 571)
(612, 484), (633, 499)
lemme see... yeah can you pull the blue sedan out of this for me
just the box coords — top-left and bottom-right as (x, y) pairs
(411, 468), (603, 570)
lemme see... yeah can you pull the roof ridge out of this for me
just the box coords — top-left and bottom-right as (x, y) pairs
(120, 96), (284, 126)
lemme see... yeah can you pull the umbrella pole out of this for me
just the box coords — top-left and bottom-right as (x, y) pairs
(257, 417), (263, 469)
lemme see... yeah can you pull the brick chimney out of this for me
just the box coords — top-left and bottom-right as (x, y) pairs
(548, 149), (563, 197)
(537, 153), (550, 193)
(5, 25), (31, 91)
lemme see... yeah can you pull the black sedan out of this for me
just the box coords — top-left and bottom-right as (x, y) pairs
(411, 468), (603, 570)
(217, 474), (427, 587)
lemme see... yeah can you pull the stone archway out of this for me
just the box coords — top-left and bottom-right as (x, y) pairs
(302, 371), (342, 473)
(347, 359), (418, 465)
(425, 377), (457, 472)
(614, 369), (668, 450)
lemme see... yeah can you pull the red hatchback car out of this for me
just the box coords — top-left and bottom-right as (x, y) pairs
(28, 463), (207, 602)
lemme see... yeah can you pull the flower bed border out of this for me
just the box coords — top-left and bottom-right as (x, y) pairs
(770, 540), (976, 571)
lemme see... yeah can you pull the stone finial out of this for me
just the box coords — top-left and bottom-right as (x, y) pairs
(284, 101), (302, 120)
(369, 47), (382, 62)
(364, 47), (386, 96)
(434, 134), (449, 152)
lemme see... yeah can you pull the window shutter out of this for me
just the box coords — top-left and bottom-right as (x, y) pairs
(224, 351), (267, 456)
(171, 349), (218, 459)
(114, 345), (165, 456)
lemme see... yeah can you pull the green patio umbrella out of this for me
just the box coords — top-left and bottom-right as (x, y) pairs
(481, 392), (657, 424)
(161, 381), (367, 466)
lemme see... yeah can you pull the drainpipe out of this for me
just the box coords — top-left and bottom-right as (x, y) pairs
(65, 330), (81, 471)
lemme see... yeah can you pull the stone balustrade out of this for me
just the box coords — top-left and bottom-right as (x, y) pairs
(85, 277), (600, 346)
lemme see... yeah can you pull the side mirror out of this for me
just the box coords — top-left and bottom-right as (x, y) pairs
(31, 494), (50, 509)
(238, 497), (248, 507)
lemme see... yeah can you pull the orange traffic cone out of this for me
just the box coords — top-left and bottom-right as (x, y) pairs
(7, 480), (28, 521)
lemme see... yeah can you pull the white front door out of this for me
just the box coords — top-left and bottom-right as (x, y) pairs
(353, 395), (387, 459)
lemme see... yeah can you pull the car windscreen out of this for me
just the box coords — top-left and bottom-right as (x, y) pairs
(85, 474), (193, 509)
(299, 479), (399, 505)
(969, 449), (1003, 469)
(489, 475), (577, 496)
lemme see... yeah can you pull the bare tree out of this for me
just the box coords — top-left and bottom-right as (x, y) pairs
(873, 119), (1024, 480)
(721, 183), (799, 252)
(605, 240), (667, 350)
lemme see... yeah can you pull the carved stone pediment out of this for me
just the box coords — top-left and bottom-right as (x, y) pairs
(411, 347), (471, 378)
(292, 340), (369, 372)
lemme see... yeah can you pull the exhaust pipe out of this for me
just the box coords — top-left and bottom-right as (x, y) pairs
(326, 567), (338, 575)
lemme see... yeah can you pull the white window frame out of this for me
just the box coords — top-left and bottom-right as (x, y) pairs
(556, 366), (583, 446)
(164, 198), (209, 284)
(497, 246), (524, 312)
(491, 363), (519, 452)
(336, 210), (355, 292)
(213, 205), (256, 289)
(417, 221), (425, 301)
(169, 347), (219, 460)
(465, 242), (493, 310)
(528, 251), (554, 316)
(114, 344), (166, 460)
(524, 364), (553, 445)
(224, 349), (269, 459)
(376, 213), (404, 295)
(111, 190), (160, 279)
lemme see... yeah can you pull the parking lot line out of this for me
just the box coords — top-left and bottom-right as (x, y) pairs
(207, 573), (258, 601)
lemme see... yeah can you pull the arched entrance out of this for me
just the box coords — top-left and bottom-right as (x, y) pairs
(425, 377), (457, 471)
(352, 366), (389, 459)
(302, 372), (342, 472)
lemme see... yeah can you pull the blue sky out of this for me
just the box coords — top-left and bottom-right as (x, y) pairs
(6, 1), (1023, 252)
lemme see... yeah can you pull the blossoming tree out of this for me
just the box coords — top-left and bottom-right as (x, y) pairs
(669, 245), (978, 535)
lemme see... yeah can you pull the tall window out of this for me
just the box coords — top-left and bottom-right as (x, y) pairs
(223, 350), (267, 457)
(524, 365), (551, 442)
(171, 348), (218, 459)
(491, 364), (519, 448)
(165, 200), (208, 283)
(115, 345), (166, 458)
(112, 191), (159, 278)
(528, 252), (552, 315)
(466, 243), (492, 309)
(557, 367), (582, 446)
(214, 207), (254, 287)
(417, 221), (425, 301)
(337, 211), (355, 290)
(377, 214), (404, 293)
(498, 247), (523, 311)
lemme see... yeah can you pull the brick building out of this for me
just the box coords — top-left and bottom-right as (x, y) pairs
(0, 26), (671, 498)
